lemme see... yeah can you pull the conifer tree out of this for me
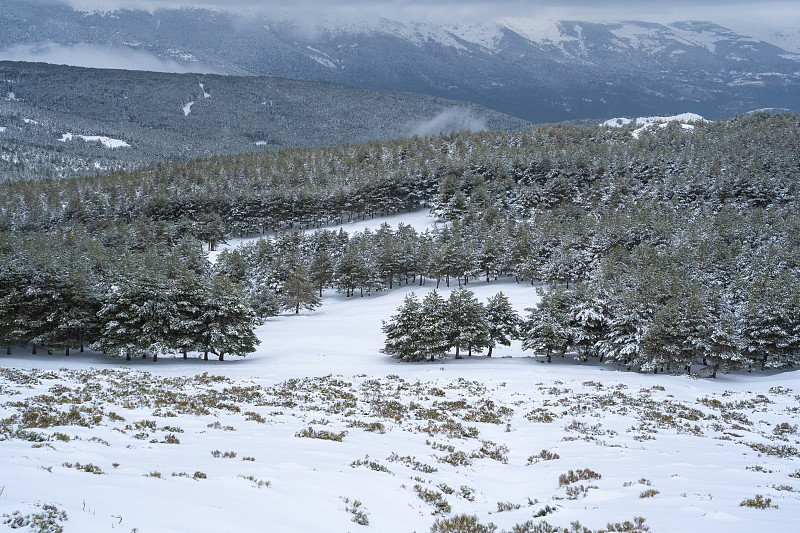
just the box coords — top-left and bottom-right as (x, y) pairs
(381, 292), (423, 361)
(446, 287), (489, 358)
(521, 286), (572, 363)
(419, 290), (450, 362)
(200, 276), (261, 361)
(484, 292), (519, 357)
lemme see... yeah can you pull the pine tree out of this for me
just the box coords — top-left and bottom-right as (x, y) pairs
(200, 276), (261, 361)
(520, 286), (572, 363)
(419, 290), (450, 362)
(484, 292), (519, 357)
(281, 263), (321, 314)
(446, 287), (489, 358)
(381, 292), (423, 361)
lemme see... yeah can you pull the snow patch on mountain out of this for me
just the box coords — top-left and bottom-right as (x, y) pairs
(603, 112), (706, 128)
(0, 126), (6, 132)
(306, 46), (338, 69)
(199, 82), (210, 98)
(183, 101), (194, 116)
(603, 113), (707, 138)
(59, 133), (130, 148)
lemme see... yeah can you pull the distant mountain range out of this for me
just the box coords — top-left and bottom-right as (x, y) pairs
(0, 2), (798, 123)
(0, 61), (529, 181)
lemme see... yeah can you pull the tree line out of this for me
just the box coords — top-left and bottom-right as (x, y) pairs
(0, 239), (259, 361)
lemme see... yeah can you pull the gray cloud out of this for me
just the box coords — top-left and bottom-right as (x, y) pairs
(0, 42), (220, 73)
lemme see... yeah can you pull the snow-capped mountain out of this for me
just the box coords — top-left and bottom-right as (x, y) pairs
(0, 2), (798, 123)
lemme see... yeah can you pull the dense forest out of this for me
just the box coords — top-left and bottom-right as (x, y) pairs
(1, 112), (799, 375)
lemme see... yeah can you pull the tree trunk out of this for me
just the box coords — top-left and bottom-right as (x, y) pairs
(80, 343), (84, 352)
(183, 349), (188, 360)
(455, 345), (461, 359)
(6, 346), (10, 355)
(32, 344), (37, 355)
(487, 345), (493, 358)
(153, 352), (158, 363)
(430, 353), (435, 362)
(712, 364), (718, 379)
(547, 350), (552, 364)
(219, 352), (225, 361)
(468, 345), (472, 357)
(65, 346), (70, 357)
(204, 350), (209, 361)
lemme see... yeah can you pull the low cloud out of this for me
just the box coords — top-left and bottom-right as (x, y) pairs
(0, 42), (221, 74)
(410, 108), (487, 137)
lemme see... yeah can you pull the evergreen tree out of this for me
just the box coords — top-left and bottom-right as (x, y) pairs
(200, 276), (261, 361)
(419, 290), (450, 362)
(446, 287), (489, 358)
(484, 292), (519, 357)
(520, 286), (572, 363)
(381, 292), (423, 361)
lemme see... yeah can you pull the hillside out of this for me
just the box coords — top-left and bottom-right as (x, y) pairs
(0, 61), (529, 181)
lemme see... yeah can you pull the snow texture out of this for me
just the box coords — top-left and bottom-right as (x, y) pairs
(183, 101), (194, 116)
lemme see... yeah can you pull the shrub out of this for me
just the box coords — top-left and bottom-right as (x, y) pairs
(558, 468), (601, 486)
(341, 498), (369, 526)
(414, 485), (451, 515)
(430, 514), (496, 533)
(739, 495), (777, 509)
(295, 427), (346, 441)
(239, 475), (270, 488)
(496, 501), (521, 512)
(527, 450), (559, 464)
(639, 489), (659, 498)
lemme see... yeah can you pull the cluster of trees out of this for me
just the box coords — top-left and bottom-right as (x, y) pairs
(382, 289), (518, 361)
(2, 113), (800, 372)
(0, 241), (259, 361)
(522, 279), (800, 377)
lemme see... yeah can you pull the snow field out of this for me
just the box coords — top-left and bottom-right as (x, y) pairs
(1, 212), (799, 532)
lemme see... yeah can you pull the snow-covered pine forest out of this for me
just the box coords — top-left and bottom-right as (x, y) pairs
(1, 112), (800, 531)
(2, 113), (799, 374)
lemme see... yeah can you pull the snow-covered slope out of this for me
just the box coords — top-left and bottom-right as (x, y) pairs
(1, 212), (800, 532)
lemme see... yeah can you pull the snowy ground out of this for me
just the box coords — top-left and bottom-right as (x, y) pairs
(2, 214), (800, 532)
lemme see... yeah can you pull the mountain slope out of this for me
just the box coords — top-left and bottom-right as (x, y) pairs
(0, 61), (529, 180)
(0, 3), (798, 122)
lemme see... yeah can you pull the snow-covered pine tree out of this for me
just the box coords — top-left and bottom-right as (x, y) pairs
(381, 292), (423, 361)
(200, 276), (260, 361)
(446, 287), (489, 358)
(520, 286), (572, 363)
(419, 290), (450, 362)
(484, 291), (519, 357)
